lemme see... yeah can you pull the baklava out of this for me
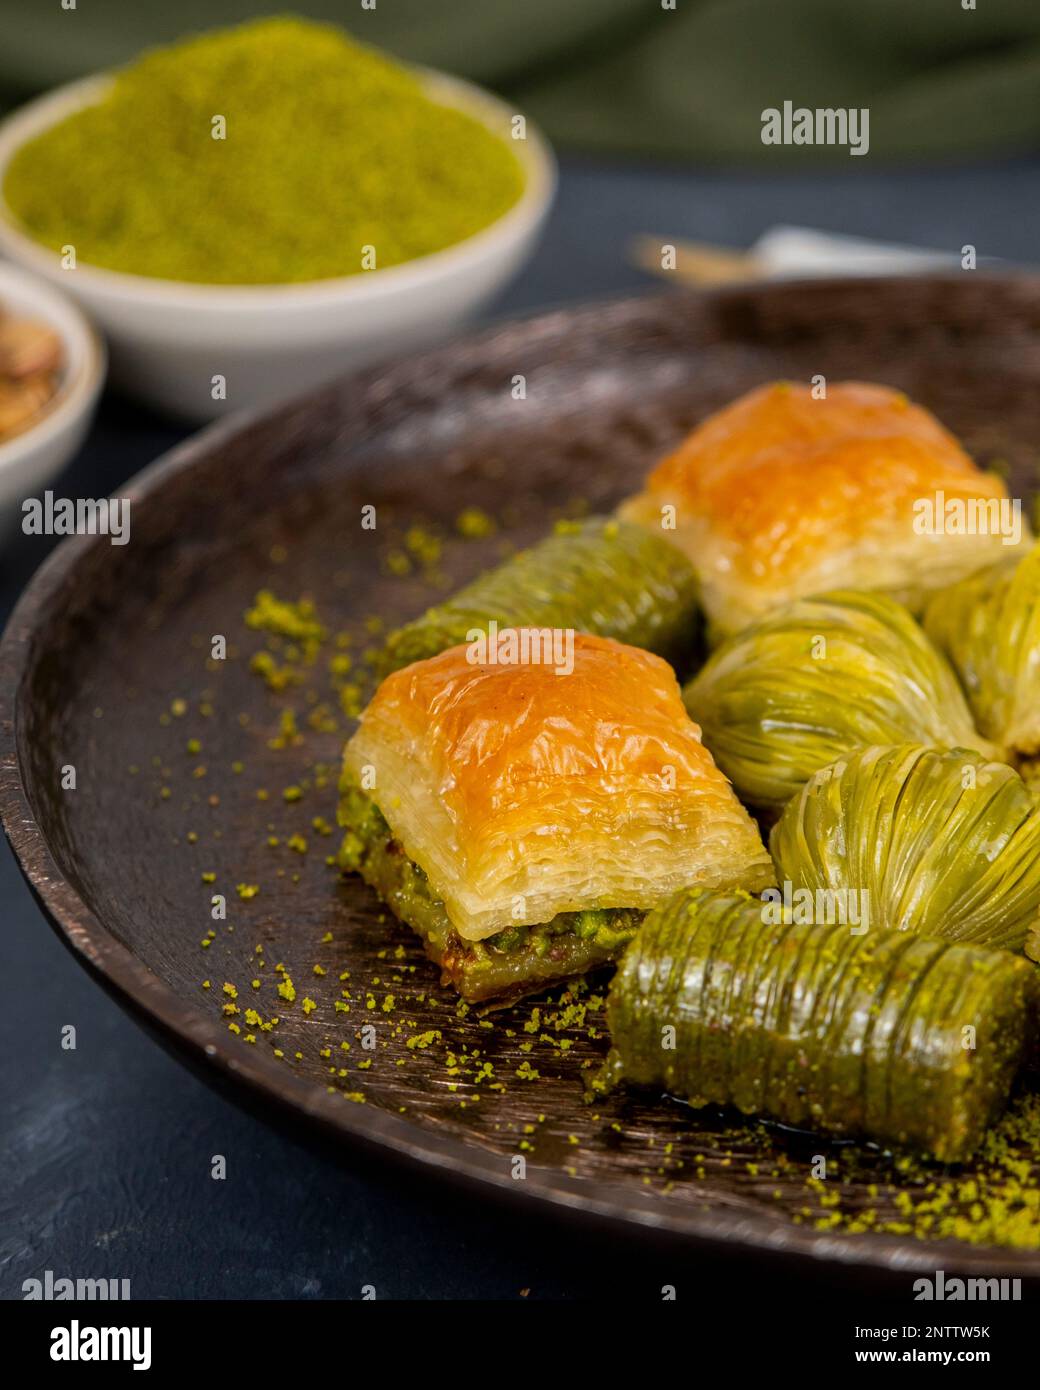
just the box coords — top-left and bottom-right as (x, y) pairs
(620, 380), (1030, 635)
(338, 632), (773, 1003)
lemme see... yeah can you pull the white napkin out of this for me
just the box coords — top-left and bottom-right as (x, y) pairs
(751, 225), (969, 277)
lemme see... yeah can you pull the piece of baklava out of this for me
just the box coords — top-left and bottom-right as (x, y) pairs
(619, 381), (1031, 636)
(924, 538), (1040, 760)
(770, 744), (1040, 953)
(604, 887), (1038, 1162)
(380, 516), (700, 676)
(683, 590), (997, 811)
(338, 632), (774, 1004)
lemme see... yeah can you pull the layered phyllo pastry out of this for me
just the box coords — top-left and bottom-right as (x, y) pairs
(620, 381), (1030, 635)
(338, 631), (774, 1004)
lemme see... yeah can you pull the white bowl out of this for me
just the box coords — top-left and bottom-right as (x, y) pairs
(0, 261), (105, 531)
(0, 71), (555, 422)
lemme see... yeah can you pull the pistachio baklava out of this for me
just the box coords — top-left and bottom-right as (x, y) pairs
(924, 538), (1040, 760)
(338, 632), (774, 1003)
(683, 590), (998, 811)
(381, 516), (700, 675)
(620, 381), (1030, 635)
(770, 744), (1040, 952)
(604, 887), (1039, 1161)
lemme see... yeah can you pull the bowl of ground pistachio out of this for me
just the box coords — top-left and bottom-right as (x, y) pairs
(0, 17), (554, 421)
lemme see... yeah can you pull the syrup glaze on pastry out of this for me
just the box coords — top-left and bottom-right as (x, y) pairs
(343, 632), (774, 943)
(620, 381), (1030, 634)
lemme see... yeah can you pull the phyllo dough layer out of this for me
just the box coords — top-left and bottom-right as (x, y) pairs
(343, 632), (774, 940)
(336, 779), (643, 1005)
(620, 380), (1030, 635)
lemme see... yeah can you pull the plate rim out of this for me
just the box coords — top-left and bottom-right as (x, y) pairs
(3, 279), (1040, 1279)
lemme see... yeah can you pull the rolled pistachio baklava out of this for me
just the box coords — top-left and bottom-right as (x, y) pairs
(619, 381), (1030, 636)
(770, 744), (1040, 952)
(604, 888), (1039, 1162)
(683, 590), (998, 812)
(924, 538), (1040, 760)
(338, 632), (774, 1004)
(381, 517), (700, 675)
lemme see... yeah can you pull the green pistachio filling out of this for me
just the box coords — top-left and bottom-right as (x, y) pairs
(604, 887), (1039, 1162)
(380, 516), (701, 676)
(336, 778), (642, 1004)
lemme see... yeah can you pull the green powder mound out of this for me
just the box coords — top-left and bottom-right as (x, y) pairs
(3, 17), (526, 284)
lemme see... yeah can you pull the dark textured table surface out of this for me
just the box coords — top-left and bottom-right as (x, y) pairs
(3, 156), (1039, 1301)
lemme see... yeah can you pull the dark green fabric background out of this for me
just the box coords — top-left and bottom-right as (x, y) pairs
(0, 0), (1039, 162)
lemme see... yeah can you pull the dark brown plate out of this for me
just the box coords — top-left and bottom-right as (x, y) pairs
(5, 276), (1040, 1279)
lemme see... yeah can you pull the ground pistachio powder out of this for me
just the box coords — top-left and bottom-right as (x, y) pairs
(3, 16), (526, 284)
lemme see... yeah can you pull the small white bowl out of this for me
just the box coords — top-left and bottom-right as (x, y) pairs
(0, 70), (555, 422)
(0, 261), (106, 531)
